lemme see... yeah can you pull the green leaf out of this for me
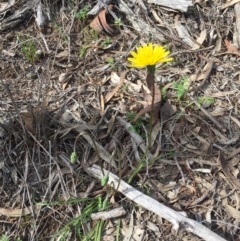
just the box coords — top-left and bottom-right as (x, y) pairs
(70, 152), (78, 164)
(101, 175), (109, 186)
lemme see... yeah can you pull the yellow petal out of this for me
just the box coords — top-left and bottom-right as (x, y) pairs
(127, 43), (173, 68)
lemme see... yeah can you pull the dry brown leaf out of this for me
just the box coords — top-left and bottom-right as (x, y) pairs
(190, 72), (207, 82)
(105, 71), (127, 103)
(224, 38), (240, 56)
(132, 226), (145, 241)
(59, 73), (72, 90)
(133, 101), (160, 124)
(123, 211), (134, 241)
(110, 72), (141, 93)
(191, 29), (207, 50)
(150, 120), (161, 146)
(221, 189), (240, 222)
(230, 116), (240, 129)
(20, 112), (36, 135)
(213, 38), (222, 53)
(59, 73), (72, 83)
(208, 90), (237, 97)
(175, 15), (194, 47)
(147, 221), (160, 235)
(190, 62), (212, 83)
(209, 106), (226, 117)
(2, 49), (15, 57)
(141, 85), (152, 105)
(0, 205), (41, 217)
(160, 100), (176, 122)
(55, 49), (69, 58)
(100, 92), (105, 114)
(217, 152), (240, 191)
(195, 176), (213, 191)
(133, 72), (161, 124)
(222, 0), (240, 9)
(151, 9), (163, 24)
(0, 0), (15, 12)
(133, 83), (161, 124)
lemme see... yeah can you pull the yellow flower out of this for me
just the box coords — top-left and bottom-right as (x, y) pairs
(128, 43), (173, 68)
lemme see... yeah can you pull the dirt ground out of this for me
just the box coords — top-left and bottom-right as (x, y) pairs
(1, 0), (240, 240)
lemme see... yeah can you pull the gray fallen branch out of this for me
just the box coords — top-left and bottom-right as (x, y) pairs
(91, 206), (126, 220)
(147, 0), (193, 12)
(87, 164), (226, 241)
(118, 0), (164, 42)
(234, 3), (240, 47)
(87, 0), (112, 15)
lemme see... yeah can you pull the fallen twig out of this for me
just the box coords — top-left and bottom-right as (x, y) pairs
(194, 56), (214, 92)
(190, 96), (226, 131)
(87, 164), (226, 241)
(91, 206), (126, 220)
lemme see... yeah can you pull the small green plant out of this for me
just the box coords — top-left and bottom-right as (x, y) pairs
(79, 45), (87, 58)
(116, 219), (121, 241)
(128, 151), (175, 184)
(0, 235), (22, 241)
(89, 29), (98, 40)
(0, 235), (9, 241)
(101, 36), (111, 47)
(197, 96), (215, 105)
(105, 57), (114, 65)
(82, 27), (98, 41)
(48, 195), (110, 241)
(101, 175), (109, 186)
(161, 87), (167, 99)
(75, 5), (90, 20)
(139, 183), (151, 195)
(114, 18), (122, 25)
(70, 151), (78, 164)
(121, 83), (128, 91)
(173, 76), (189, 100)
(17, 35), (38, 63)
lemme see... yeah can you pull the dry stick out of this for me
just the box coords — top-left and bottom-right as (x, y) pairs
(181, 180), (217, 207)
(169, 46), (214, 57)
(146, 15), (190, 48)
(174, 154), (185, 183)
(188, 56), (225, 130)
(194, 55), (214, 93)
(227, 147), (240, 160)
(190, 180), (217, 206)
(91, 206), (126, 220)
(87, 164), (226, 241)
(191, 98), (226, 131)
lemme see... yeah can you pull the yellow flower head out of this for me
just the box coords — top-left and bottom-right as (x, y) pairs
(128, 43), (173, 68)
